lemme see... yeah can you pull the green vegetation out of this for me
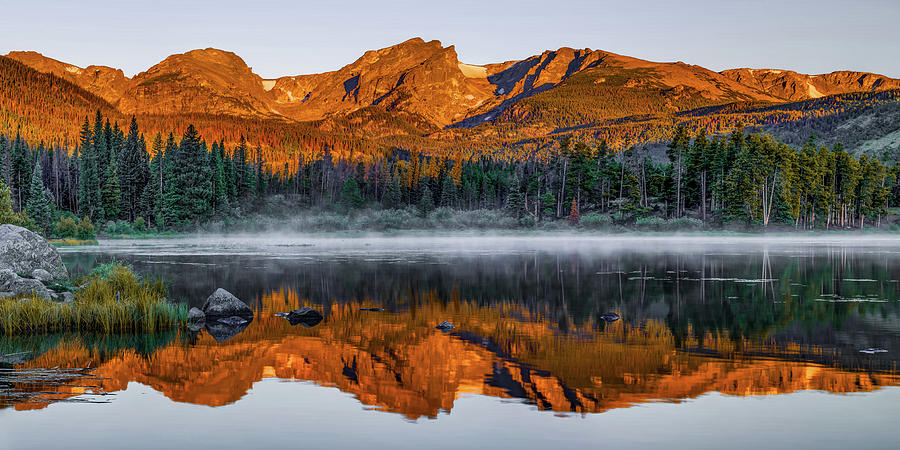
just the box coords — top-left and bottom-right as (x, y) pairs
(0, 262), (186, 335)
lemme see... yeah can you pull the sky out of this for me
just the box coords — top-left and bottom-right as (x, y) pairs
(0, 0), (898, 78)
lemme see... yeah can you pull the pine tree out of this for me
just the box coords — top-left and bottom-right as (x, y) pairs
(11, 128), (31, 210)
(26, 161), (52, 233)
(119, 116), (148, 220)
(382, 175), (401, 209)
(102, 156), (121, 220)
(339, 178), (363, 210)
(222, 140), (236, 201)
(418, 185), (435, 216)
(0, 135), (8, 187)
(233, 136), (249, 198)
(505, 176), (526, 219)
(212, 142), (228, 212)
(77, 117), (95, 218)
(440, 176), (457, 208)
(0, 181), (18, 224)
(166, 125), (213, 225)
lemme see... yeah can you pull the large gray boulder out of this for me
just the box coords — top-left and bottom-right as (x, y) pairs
(0, 269), (52, 300)
(201, 288), (253, 318)
(0, 225), (68, 280)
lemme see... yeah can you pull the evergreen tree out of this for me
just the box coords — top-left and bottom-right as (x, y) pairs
(440, 176), (457, 208)
(166, 126), (213, 225)
(26, 161), (52, 233)
(418, 185), (435, 216)
(212, 142), (228, 212)
(11, 128), (31, 210)
(339, 178), (364, 210)
(102, 156), (121, 220)
(383, 175), (401, 209)
(505, 176), (526, 219)
(0, 135), (9, 186)
(119, 116), (149, 220)
(0, 181), (18, 224)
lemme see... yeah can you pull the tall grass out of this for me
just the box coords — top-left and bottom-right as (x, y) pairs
(0, 263), (187, 335)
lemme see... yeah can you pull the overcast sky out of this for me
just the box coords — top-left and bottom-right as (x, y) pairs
(1, 0), (897, 78)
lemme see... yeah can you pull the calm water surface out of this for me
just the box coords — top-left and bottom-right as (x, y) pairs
(2, 235), (900, 449)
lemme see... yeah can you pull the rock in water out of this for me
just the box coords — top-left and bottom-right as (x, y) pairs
(0, 351), (36, 365)
(201, 288), (253, 318)
(285, 307), (324, 327)
(435, 321), (455, 331)
(187, 307), (206, 323)
(0, 269), (52, 300)
(359, 307), (384, 312)
(860, 348), (888, 354)
(0, 225), (68, 280)
(599, 312), (621, 322)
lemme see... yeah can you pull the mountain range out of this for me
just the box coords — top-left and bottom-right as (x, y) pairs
(3, 37), (900, 159)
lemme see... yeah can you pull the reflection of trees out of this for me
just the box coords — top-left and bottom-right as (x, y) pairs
(63, 246), (900, 349)
(4, 290), (898, 416)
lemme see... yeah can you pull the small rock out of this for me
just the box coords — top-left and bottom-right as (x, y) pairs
(61, 292), (75, 303)
(217, 316), (248, 326)
(0, 269), (53, 300)
(860, 348), (888, 354)
(187, 307), (206, 323)
(31, 269), (53, 282)
(274, 312), (289, 318)
(285, 307), (324, 327)
(359, 307), (384, 312)
(201, 288), (253, 318)
(599, 312), (621, 322)
(435, 321), (455, 331)
(0, 351), (35, 365)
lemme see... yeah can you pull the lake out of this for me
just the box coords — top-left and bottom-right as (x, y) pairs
(2, 234), (899, 449)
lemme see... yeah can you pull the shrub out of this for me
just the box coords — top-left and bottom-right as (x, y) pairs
(133, 217), (147, 233)
(666, 217), (703, 230)
(53, 216), (78, 238)
(355, 208), (418, 230)
(634, 216), (667, 231)
(104, 220), (135, 236)
(76, 216), (96, 240)
(580, 213), (613, 230)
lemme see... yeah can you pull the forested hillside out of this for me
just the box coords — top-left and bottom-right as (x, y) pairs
(1, 111), (897, 237)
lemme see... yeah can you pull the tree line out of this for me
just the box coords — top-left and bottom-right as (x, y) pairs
(1, 111), (898, 236)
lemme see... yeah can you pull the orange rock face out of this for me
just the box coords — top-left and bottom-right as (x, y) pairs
(721, 68), (900, 101)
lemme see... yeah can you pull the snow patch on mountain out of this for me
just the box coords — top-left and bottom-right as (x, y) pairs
(458, 63), (487, 79)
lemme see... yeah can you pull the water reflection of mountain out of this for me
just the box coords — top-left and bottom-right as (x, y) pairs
(3, 290), (898, 417)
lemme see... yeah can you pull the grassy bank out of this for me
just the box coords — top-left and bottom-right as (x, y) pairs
(49, 238), (100, 246)
(0, 263), (187, 335)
